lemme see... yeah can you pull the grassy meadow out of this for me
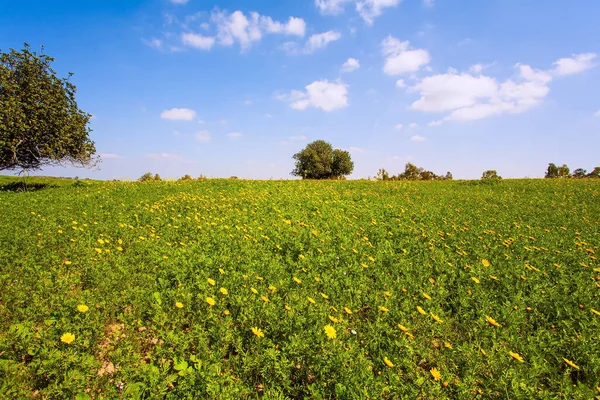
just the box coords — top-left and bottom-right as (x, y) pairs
(0, 177), (599, 399)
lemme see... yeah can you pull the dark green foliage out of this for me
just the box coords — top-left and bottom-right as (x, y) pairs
(545, 163), (570, 178)
(572, 168), (587, 178)
(138, 172), (154, 182)
(292, 140), (354, 179)
(0, 44), (96, 172)
(376, 163), (449, 181)
(481, 170), (502, 180)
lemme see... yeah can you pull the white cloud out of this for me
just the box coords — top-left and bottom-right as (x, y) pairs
(395, 79), (406, 88)
(210, 10), (306, 50)
(395, 124), (403, 130)
(305, 31), (342, 53)
(552, 53), (597, 76)
(342, 58), (360, 72)
(278, 80), (349, 112)
(196, 130), (211, 141)
(409, 53), (594, 124)
(423, 0), (434, 7)
(99, 153), (121, 159)
(469, 64), (484, 74)
(228, 132), (243, 138)
(181, 33), (215, 50)
(161, 108), (197, 121)
(261, 16), (306, 36)
(145, 38), (163, 49)
(410, 135), (426, 142)
(315, 0), (353, 14)
(381, 36), (431, 75)
(356, 0), (401, 25)
(169, 0), (189, 4)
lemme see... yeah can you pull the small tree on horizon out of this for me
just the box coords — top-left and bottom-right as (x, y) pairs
(481, 170), (502, 180)
(291, 140), (354, 179)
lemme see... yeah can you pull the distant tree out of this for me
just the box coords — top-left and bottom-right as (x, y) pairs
(419, 170), (439, 181)
(179, 174), (192, 181)
(545, 163), (559, 178)
(572, 168), (587, 178)
(398, 163), (422, 180)
(444, 172), (453, 181)
(292, 140), (354, 179)
(587, 167), (600, 178)
(153, 173), (162, 181)
(139, 172), (153, 182)
(0, 44), (96, 173)
(557, 164), (570, 178)
(376, 168), (390, 181)
(481, 170), (502, 180)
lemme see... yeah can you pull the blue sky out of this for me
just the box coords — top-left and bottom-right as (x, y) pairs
(1, 0), (599, 179)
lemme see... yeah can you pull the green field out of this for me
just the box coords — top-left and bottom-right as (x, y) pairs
(1, 178), (599, 399)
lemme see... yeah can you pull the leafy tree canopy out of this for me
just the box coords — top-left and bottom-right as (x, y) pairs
(292, 140), (354, 179)
(0, 44), (95, 172)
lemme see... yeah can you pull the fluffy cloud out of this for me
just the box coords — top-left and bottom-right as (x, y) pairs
(181, 33), (215, 50)
(161, 108), (197, 121)
(395, 79), (406, 88)
(342, 58), (360, 72)
(552, 53), (596, 76)
(196, 130), (211, 141)
(278, 80), (348, 112)
(357, 0), (401, 24)
(314, 0), (399, 24)
(410, 53), (596, 124)
(305, 31), (342, 53)
(381, 36), (431, 75)
(410, 135), (426, 142)
(208, 10), (306, 50)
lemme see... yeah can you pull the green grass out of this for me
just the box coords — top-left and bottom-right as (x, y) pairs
(0, 178), (599, 399)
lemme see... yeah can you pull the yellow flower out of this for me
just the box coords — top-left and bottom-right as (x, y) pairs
(444, 342), (452, 349)
(60, 332), (75, 344)
(175, 302), (183, 309)
(417, 306), (427, 315)
(485, 316), (502, 327)
(77, 304), (89, 313)
(97, 239), (104, 245)
(268, 285), (276, 293)
(251, 327), (264, 338)
(205, 297), (216, 306)
(284, 305), (292, 311)
(397, 324), (409, 332)
(328, 315), (340, 323)
(324, 325), (336, 339)
(563, 358), (579, 370)
(94, 248), (102, 254)
(471, 277), (480, 284)
(224, 309), (230, 316)
(219, 268), (225, 274)
(384, 357), (394, 368)
(64, 261), (72, 265)
(320, 293), (329, 300)
(260, 295), (270, 303)
(344, 307), (353, 314)
(307, 297), (316, 304)
(384, 291), (392, 297)
(591, 309), (600, 316)
(422, 293), (431, 300)
(509, 351), (524, 363)
(361, 263), (369, 268)
(431, 313), (443, 323)
(207, 278), (216, 286)
(430, 368), (441, 381)
(250, 288), (258, 294)
(219, 288), (228, 295)
(116, 246), (123, 251)
(482, 259), (490, 267)
(293, 277), (302, 284)
(379, 306), (389, 313)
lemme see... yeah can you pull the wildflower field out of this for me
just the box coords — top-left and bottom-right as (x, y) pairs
(0, 178), (599, 399)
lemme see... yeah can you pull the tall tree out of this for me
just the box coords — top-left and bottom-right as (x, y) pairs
(291, 140), (354, 179)
(572, 168), (587, 178)
(0, 44), (96, 173)
(545, 163), (559, 178)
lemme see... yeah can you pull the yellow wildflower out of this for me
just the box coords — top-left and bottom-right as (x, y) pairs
(324, 325), (336, 339)
(417, 306), (427, 315)
(251, 327), (264, 338)
(422, 293), (431, 300)
(94, 248), (102, 254)
(482, 259), (490, 267)
(397, 324), (409, 332)
(344, 307), (353, 314)
(591, 309), (600, 316)
(219, 287), (228, 295)
(320, 293), (329, 300)
(293, 277), (302, 284)
(77, 304), (89, 313)
(307, 297), (316, 304)
(471, 277), (480, 284)
(563, 358), (579, 370)
(383, 357), (394, 368)
(251, 288), (258, 294)
(207, 278), (216, 286)
(328, 315), (340, 323)
(485, 316), (502, 327)
(205, 297), (216, 306)
(379, 306), (389, 313)
(268, 285), (276, 293)
(175, 302), (183, 309)
(284, 305), (292, 311)
(60, 332), (75, 344)
(430, 368), (441, 381)
(509, 351), (524, 363)
(64, 261), (72, 265)
(224, 310), (230, 316)
(431, 313), (443, 323)
(260, 295), (270, 303)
